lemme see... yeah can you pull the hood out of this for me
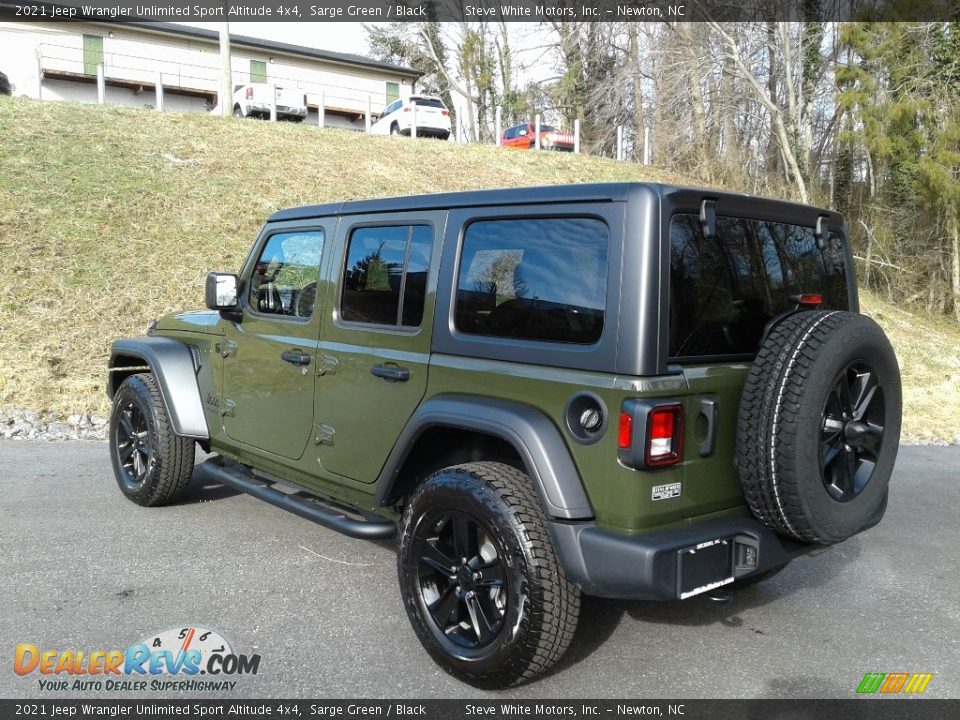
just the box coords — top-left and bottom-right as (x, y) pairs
(155, 310), (222, 334)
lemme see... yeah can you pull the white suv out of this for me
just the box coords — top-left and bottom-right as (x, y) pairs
(230, 83), (307, 122)
(370, 95), (451, 140)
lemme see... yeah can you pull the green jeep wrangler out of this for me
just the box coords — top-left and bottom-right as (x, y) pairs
(107, 183), (901, 687)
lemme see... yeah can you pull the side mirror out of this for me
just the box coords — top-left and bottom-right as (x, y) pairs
(205, 272), (239, 311)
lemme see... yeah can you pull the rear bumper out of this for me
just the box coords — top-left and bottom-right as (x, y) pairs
(401, 126), (450, 139)
(247, 102), (307, 117)
(547, 515), (820, 600)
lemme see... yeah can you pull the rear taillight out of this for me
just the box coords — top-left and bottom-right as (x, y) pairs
(245, 87), (253, 100)
(441, 109), (450, 116)
(403, 106), (411, 112)
(618, 400), (684, 469)
(646, 405), (684, 467)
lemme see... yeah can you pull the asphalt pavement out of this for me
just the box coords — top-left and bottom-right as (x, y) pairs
(1, 442), (958, 699)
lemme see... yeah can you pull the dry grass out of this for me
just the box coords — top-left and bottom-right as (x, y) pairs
(860, 291), (960, 444)
(0, 98), (957, 443)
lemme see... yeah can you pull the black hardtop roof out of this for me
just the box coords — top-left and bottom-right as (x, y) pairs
(266, 182), (838, 224)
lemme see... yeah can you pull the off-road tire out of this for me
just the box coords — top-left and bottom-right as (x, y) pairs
(109, 373), (195, 507)
(736, 310), (901, 544)
(390, 123), (401, 136)
(397, 462), (580, 688)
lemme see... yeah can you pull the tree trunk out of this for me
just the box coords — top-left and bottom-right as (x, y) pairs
(721, 53), (740, 169)
(675, 23), (709, 165)
(950, 211), (960, 323)
(629, 24), (646, 163)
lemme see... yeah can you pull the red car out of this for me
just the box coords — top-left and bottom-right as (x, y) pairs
(501, 122), (575, 151)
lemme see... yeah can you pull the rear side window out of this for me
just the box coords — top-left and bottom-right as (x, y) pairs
(669, 214), (848, 358)
(455, 218), (608, 344)
(341, 225), (433, 328)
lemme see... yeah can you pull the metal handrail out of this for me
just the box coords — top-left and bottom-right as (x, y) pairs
(36, 42), (392, 110)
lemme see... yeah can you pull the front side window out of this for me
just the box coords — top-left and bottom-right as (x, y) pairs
(455, 218), (609, 344)
(341, 225), (433, 327)
(249, 230), (324, 318)
(669, 214), (848, 358)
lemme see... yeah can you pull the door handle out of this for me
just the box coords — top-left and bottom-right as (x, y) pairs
(281, 350), (311, 366)
(698, 397), (718, 457)
(371, 364), (410, 382)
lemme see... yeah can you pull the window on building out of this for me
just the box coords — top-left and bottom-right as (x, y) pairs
(669, 214), (849, 358)
(249, 231), (325, 318)
(83, 35), (103, 76)
(250, 60), (267, 84)
(455, 218), (609, 344)
(341, 225), (433, 328)
(386, 81), (400, 105)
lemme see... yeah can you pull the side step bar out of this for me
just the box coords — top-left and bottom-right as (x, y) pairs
(196, 459), (396, 540)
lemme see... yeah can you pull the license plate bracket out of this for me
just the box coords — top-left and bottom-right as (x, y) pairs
(677, 538), (734, 599)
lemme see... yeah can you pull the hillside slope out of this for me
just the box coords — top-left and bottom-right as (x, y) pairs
(0, 98), (957, 443)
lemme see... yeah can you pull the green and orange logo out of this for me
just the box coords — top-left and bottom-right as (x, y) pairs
(857, 672), (934, 694)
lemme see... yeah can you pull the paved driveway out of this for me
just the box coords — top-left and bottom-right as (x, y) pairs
(1, 442), (957, 699)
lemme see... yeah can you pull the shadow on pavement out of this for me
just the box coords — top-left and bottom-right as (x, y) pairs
(179, 478), (242, 504)
(178, 459), (242, 504)
(539, 536), (862, 683)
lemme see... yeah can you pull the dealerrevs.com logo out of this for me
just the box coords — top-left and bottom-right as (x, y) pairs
(13, 626), (261, 692)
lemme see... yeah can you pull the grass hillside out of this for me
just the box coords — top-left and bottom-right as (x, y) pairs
(0, 98), (957, 443)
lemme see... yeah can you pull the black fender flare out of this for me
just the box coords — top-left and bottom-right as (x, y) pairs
(107, 337), (209, 440)
(374, 395), (594, 520)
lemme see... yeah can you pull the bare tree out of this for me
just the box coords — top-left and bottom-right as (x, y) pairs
(707, 22), (809, 202)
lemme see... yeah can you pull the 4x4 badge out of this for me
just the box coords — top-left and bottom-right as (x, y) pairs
(652, 483), (681, 501)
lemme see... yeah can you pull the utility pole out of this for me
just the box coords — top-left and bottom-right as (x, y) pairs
(219, 22), (231, 117)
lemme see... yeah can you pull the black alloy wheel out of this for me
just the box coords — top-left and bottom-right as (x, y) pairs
(109, 373), (194, 507)
(821, 362), (886, 503)
(114, 399), (152, 492)
(415, 510), (508, 649)
(397, 462), (580, 687)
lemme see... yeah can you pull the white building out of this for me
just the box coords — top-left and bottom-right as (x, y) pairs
(0, 21), (422, 129)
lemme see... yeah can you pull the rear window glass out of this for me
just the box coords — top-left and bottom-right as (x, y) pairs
(412, 98), (445, 109)
(670, 214), (848, 358)
(455, 218), (608, 344)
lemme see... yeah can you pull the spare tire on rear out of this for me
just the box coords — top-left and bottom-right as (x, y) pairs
(736, 310), (901, 544)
